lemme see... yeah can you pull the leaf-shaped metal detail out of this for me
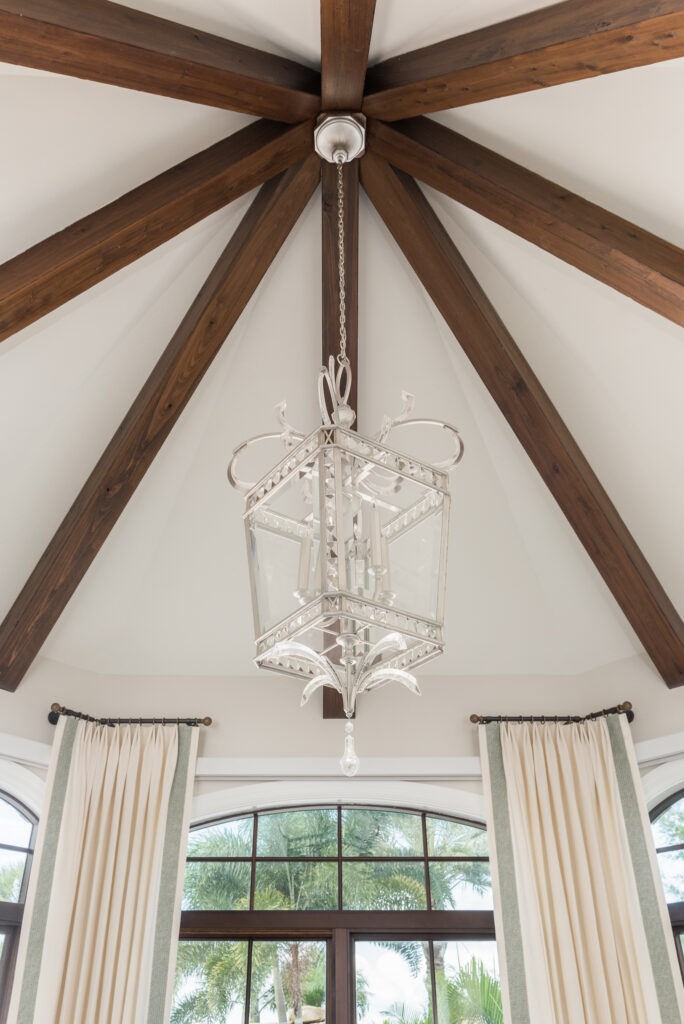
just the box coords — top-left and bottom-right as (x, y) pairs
(301, 673), (341, 706)
(358, 667), (421, 696)
(358, 632), (407, 677)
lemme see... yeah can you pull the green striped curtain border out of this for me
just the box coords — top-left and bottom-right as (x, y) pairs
(483, 722), (531, 1024)
(147, 724), (196, 1023)
(607, 715), (684, 1024)
(14, 715), (79, 1024)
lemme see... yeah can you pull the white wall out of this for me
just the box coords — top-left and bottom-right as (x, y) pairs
(2, 650), (684, 765)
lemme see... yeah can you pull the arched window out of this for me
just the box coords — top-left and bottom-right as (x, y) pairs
(175, 805), (498, 1023)
(651, 790), (684, 978)
(0, 791), (37, 1023)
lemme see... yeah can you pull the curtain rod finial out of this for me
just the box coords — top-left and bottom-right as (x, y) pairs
(202, 717), (213, 726)
(470, 713), (482, 724)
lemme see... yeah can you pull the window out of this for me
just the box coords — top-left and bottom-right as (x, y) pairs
(651, 790), (684, 980)
(176, 805), (498, 1023)
(0, 792), (37, 1023)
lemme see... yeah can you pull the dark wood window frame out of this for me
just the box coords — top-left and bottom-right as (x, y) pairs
(0, 791), (37, 1024)
(179, 804), (496, 1023)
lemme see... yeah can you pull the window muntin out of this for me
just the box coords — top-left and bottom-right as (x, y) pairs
(183, 805), (491, 913)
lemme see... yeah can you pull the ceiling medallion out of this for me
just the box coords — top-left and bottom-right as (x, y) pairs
(228, 115), (463, 775)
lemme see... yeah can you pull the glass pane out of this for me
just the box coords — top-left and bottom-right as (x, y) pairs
(342, 808), (423, 856)
(173, 940), (247, 1023)
(343, 861), (427, 910)
(254, 861), (337, 910)
(653, 796), (684, 850)
(433, 940), (501, 1024)
(250, 941), (326, 1023)
(182, 859), (251, 911)
(426, 817), (488, 857)
(187, 817), (253, 858)
(0, 797), (32, 849)
(0, 848), (27, 903)
(355, 940), (431, 1024)
(657, 850), (684, 903)
(430, 861), (493, 911)
(257, 809), (337, 857)
(247, 450), (322, 636)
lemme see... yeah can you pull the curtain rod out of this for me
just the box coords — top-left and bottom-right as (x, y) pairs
(469, 700), (634, 726)
(48, 703), (212, 727)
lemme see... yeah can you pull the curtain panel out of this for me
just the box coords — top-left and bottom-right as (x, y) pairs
(480, 715), (684, 1024)
(7, 717), (198, 1024)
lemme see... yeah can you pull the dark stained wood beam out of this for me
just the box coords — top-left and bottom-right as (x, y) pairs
(321, 160), (359, 719)
(0, 120), (313, 344)
(321, 0), (376, 109)
(364, 0), (684, 120)
(0, 156), (320, 692)
(367, 117), (684, 328)
(0, 0), (320, 121)
(360, 153), (684, 688)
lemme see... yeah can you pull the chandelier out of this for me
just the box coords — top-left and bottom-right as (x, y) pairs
(228, 115), (463, 775)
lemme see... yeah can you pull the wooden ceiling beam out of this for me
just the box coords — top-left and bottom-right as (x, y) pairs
(0, 119), (312, 345)
(0, 156), (320, 692)
(321, 0), (377, 109)
(360, 153), (684, 687)
(0, 0), (320, 121)
(321, 159), (360, 719)
(364, 0), (684, 120)
(367, 117), (684, 328)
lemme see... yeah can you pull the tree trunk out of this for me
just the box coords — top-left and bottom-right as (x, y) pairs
(290, 943), (303, 1024)
(274, 950), (287, 1024)
(433, 940), (449, 1023)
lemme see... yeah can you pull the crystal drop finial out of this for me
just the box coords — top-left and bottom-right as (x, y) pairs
(339, 720), (360, 777)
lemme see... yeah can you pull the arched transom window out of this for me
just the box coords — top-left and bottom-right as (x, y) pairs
(175, 804), (499, 1024)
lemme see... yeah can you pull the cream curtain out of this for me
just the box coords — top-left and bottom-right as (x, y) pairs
(480, 715), (684, 1024)
(8, 716), (198, 1024)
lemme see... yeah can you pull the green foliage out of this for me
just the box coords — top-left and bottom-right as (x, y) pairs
(0, 859), (23, 902)
(656, 801), (684, 847)
(380, 1002), (431, 1024)
(440, 958), (503, 1024)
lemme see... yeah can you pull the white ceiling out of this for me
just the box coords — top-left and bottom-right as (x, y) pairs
(1, 2), (684, 687)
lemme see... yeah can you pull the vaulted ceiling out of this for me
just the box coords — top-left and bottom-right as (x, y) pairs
(1, 0), (684, 702)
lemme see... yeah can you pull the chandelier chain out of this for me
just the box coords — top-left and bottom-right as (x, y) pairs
(336, 155), (349, 369)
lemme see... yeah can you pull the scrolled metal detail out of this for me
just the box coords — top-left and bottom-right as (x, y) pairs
(227, 402), (304, 493)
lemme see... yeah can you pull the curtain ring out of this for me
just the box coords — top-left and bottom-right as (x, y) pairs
(541, 715), (545, 724)
(162, 717), (165, 727)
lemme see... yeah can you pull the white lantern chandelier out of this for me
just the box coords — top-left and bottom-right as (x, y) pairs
(228, 115), (463, 775)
